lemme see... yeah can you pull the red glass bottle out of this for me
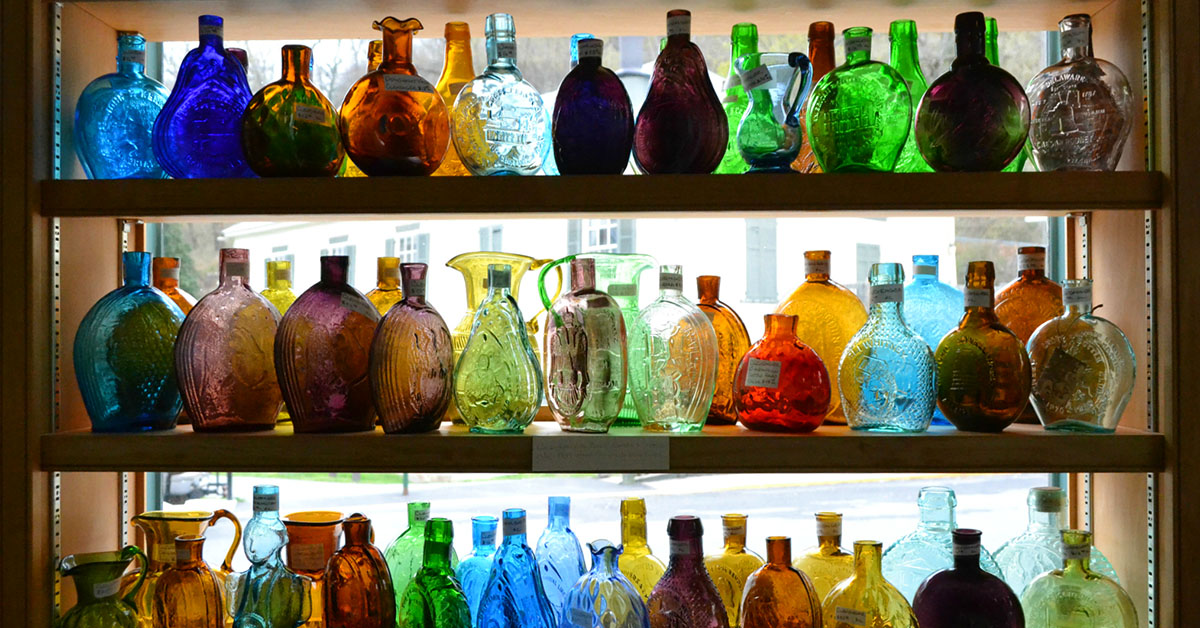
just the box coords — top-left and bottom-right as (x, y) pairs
(323, 514), (396, 628)
(734, 314), (831, 433)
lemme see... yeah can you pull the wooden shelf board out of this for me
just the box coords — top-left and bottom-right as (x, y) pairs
(41, 172), (1163, 220)
(39, 422), (1165, 473)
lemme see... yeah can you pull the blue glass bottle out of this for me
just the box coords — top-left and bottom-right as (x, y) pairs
(838, 263), (936, 433)
(552, 37), (635, 175)
(385, 501), (459, 608)
(543, 33), (595, 176)
(902, 255), (961, 425)
(74, 31), (169, 179)
(458, 515), (499, 625)
(535, 496), (587, 619)
(152, 15), (255, 179)
(477, 508), (557, 628)
(560, 540), (650, 628)
(230, 485), (312, 628)
(74, 251), (185, 432)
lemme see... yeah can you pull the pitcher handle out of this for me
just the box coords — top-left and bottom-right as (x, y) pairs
(120, 544), (149, 607)
(530, 257), (566, 332)
(783, 52), (813, 124)
(209, 509), (242, 574)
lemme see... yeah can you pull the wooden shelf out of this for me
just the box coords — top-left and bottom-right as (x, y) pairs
(39, 422), (1166, 473)
(41, 172), (1163, 220)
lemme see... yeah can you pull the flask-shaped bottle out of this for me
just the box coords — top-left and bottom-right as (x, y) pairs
(552, 38), (636, 174)
(619, 498), (666, 600)
(647, 516), (729, 628)
(535, 496), (587, 619)
(740, 537), (821, 628)
(477, 508), (557, 628)
(432, 22), (476, 177)
(912, 529), (1022, 628)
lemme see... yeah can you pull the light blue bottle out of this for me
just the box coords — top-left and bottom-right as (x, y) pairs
(541, 33), (594, 176)
(535, 497), (586, 618)
(458, 516), (499, 624)
(839, 262), (936, 433)
(902, 254), (963, 426)
(559, 540), (649, 628)
(74, 31), (169, 179)
(230, 485), (311, 628)
(477, 508), (557, 628)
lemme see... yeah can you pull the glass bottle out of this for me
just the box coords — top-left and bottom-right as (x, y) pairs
(698, 276), (750, 426)
(648, 516), (729, 628)
(1020, 530), (1137, 628)
(229, 486), (312, 628)
(536, 496), (587, 618)
(433, 22), (476, 177)
(995, 246), (1064, 346)
(275, 256), (380, 433)
(882, 487), (1005, 602)
(176, 248), (281, 432)
(839, 263), (936, 433)
(633, 10), (728, 174)
(985, 18), (1030, 173)
(561, 540), (650, 628)
(995, 487), (1119, 596)
(619, 498), (666, 600)
(790, 22), (835, 174)
(323, 514), (395, 628)
(74, 31), (169, 179)
(152, 535), (226, 628)
(457, 515), (498, 625)
(477, 508), (557, 628)
(152, 15), (254, 179)
(541, 257), (628, 433)
(453, 264), (544, 433)
(935, 261), (1032, 432)
(740, 537), (820, 628)
(915, 12), (1030, 171)
(792, 512), (853, 602)
(228, 48), (249, 70)
(130, 509), (242, 626)
(822, 541), (915, 628)
(339, 17), (449, 176)
(365, 256), (403, 315)
(585, 253), (658, 427)
(553, 38), (636, 174)
(734, 314), (830, 432)
(386, 502), (459, 607)
(282, 510), (344, 628)
(734, 51), (814, 172)
(889, 20), (933, 173)
(241, 45), (343, 177)
(1028, 279), (1136, 432)
(1028, 14), (1133, 171)
(338, 41), (380, 178)
(805, 26), (911, 172)
(715, 23), (758, 175)
(452, 13), (549, 176)
(912, 529), (1021, 628)
(901, 255), (960, 426)
(398, 518), (472, 628)
(629, 265), (720, 432)
(776, 250), (867, 424)
(262, 260), (298, 315)
(543, 33), (595, 177)
(446, 252), (545, 372)
(704, 514), (765, 628)
(59, 546), (147, 628)
(74, 251), (185, 432)
(154, 256), (197, 315)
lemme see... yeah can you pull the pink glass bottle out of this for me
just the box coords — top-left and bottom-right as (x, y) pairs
(733, 314), (831, 433)
(648, 516), (730, 628)
(368, 263), (454, 434)
(275, 256), (380, 433)
(175, 248), (282, 432)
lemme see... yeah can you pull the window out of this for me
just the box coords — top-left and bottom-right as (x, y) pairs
(479, 225), (503, 250)
(855, 242), (881, 302)
(586, 219), (619, 253)
(745, 219), (778, 303)
(385, 233), (430, 263)
(568, 219), (635, 254)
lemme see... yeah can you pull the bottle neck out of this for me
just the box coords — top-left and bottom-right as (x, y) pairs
(382, 27), (415, 67)
(621, 512), (649, 550)
(570, 263), (595, 292)
(1030, 508), (1062, 532)
(1061, 23), (1093, 61)
(953, 547), (981, 570)
(321, 260), (348, 285)
(281, 47), (310, 83)
(725, 26), (757, 97)
(126, 258), (152, 288)
(919, 505), (956, 530)
(424, 540), (453, 571)
(809, 37), (835, 82)
(956, 27), (987, 62)
(668, 537), (704, 567)
(853, 544), (883, 580)
(889, 29), (921, 76)
(344, 520), (371, 546)
(763, 316), (794, 340)
(445, 35), (474, 70)
(596, 547), (620, 575)
(116, 38), (147, 75)
(487, 31), (517, 68)
(766, 538), (791, 566)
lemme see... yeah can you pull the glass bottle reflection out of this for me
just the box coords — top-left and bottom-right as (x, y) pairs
(433, 22), (476, 177)
(619, 498), (666, 601)
(740, 537), (821, 628)
(995, 246), (1064, 346)
(323, 515), (395, 628)
(1020, 530), (1137, 628)
(697, 276), (750, 426)
(154, 256), (197, 315)
(704, 514), (764, 628)
(477, 508), (557, 628)
(397, 518), (471, 628)
(535, 496), (587, 619)
(561, 540), (650, 628)
(912, 529), (1022, 628)
(648, 516), (729, 628)
(457, 516), (498, 624)
(734, 314), (830, 432)
(792, 512), (853, 602)
(790, 22), (834, 174)
(821, 541), (915, 628)
(229, 485), (312, 628)
(889, 20), (933, 173)
(715, 23), (758, 175)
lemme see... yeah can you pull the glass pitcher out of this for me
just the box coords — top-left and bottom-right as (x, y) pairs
(446, 252), (557, 361)
(733, 51), (813, 173)
(129, 509), (242, 626)
(60, 546), (148, 628)
(283, 510), (344, 628)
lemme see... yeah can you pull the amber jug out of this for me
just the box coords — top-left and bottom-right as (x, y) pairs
(697, 276), (750, 426)
(323, 514), (396, 628)
(284, 511), (345, 628)
(152, 535), (226, 628)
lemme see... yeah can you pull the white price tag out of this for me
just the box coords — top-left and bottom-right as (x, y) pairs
(964, 288), (993, 308)
(569, 607), (593, 627)
(869, 283), (903, 306)
(294, 104), (327, 124)
(119, 50), (146, 65)
(153, 543), (177, 563)
(1061, 27), (1089, 51)
(577, 39), (603, 59)
(1018, 250), (1046, 272)
(200, 24), (223, 38)
(274, 267), (291, 282)
(723, 521), (746, 538)
(412, 507), (431, 523)
(93, 578), (122, 599)
(836, 607), (867, 627)
(159, 267), (180, 280)
(953, 541), (980, 557)
(290, 543), (328, 571)
(1063, 544), (1091, 561)
(1064, 284), (1092, 308)
(607, 283), (637, 297)
(845, 37), (871, 56)
(816, 518), (841, 537)
(449, 81), (468, 97)
(913, 264), (936, 276)
(669, 539), (691, 556)
(226, 261), (250, 279)
(740, 64), (773, 91)
(341, 292), (380, 320)
(479, 529), (496, 546)
(533, 435), (670, 472)
(503, 515), (526, 537)
(666, 14), (691, 37)
(659, 273), (683, 292)
(497, 42), (517, 60)
(805, 257), (831, 277)
(744, 358), (781, 389)
(406, 278), (426, 297)
(384, 74), (435, 93)
(253, 491), (278, 513)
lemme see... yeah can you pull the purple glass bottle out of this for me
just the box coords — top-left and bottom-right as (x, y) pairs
(275, 256), (380, 433)
(648, 516), (730, 628)
(914, 12), (1030, 171)
(552, 38), (635, 175)
(175, 249), (282, 432)
(633, 10), (727, 174)
(912, 529), (1023, 628)
(368, 263), (453, 434)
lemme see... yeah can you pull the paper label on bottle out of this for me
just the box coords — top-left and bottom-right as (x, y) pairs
(532, 435), (670, 472)
(666, 14), (691, 37)
(503, 515), (526, 537)
(550, 499), (569, 518)
(449, 81), (468, 97)
(740, 64), (773, 91)
(659, 272), (683, 292)
(964, 288), (993, 308)
(835, 607), (867, 626)
(274, 267), (291, 282)
(744, 358), (782, 389)
(496, 42), (518, 60)
(119, 49), (146, 65)
(93, 578), (122, 599)
(869, 283), (903, 306)
(294, 104), (327, 124)
(953, 541), (981, 557)
(1018, 250), (1046, 272)
(340, 292), (379, 320)
(290, 542), (328, 571)
(569, 607), (593, 627)
(411, 506), (431, 523)
(669, 539), (691, 556)
(1061, 27), (1089, 51)
(1063, 544), (1091, 561)
(479, 529), (497, 546)
(845, 36), (871, 56)
(577, 39), (603, 59)
(153, 543), (177, 563)
(253, 491), (278, 513)
(406, 278), (426, 297)
(1064, 284), (1092, 309)
(723, 521), (746, 538)
(199, 24), (223, 38)
(384, 74), (435, 93)
(816, 518), (841, 537)
(176, 547), (191, 563)
(722, 71), (742, 98)
(805, 257), (830, 277)
(608, 283), (637, 297)
(914, 264), (936, 276)
(226, 261), (250, 280)
(159, 267), (180, 280)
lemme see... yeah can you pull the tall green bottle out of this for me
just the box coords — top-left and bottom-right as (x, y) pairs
(889, 20), (933, 173)
(715, 23), (758, 174)
(398, 518), (472, 628)
(987, 17), (1030, 172)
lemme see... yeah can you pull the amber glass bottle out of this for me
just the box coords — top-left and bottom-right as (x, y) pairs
(791, 22), (835, 173)
(340, 40), (380, 179)
(741, 537), (821, 628)
(153, 257), (196, 314)
(433, 22), (475, 177)
(152, 535), (224, 628)
(793, 512), (854, 602)
(995, 246), (1064, 345)
(365, 256), (404, 315)
(697, 276), (750, 426)
(323, 514), (396, 627)
(705, 514), (765, 628)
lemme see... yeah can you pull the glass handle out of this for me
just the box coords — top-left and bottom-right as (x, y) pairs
(210, 509), (242, 573)
(121, 544), (149, 606)
(532, 256), (568, 329)
(784, 52), (813, 122)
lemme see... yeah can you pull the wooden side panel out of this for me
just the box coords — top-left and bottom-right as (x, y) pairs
(1094, 0), (1148, 171)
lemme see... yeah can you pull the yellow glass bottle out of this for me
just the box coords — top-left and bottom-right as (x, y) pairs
(776, 251), (866, 423)
(705, 513), (765, 628)
(433, 22), (476, 177)
(261, 260), (298, 315)
(697, 276), (751, 426)
(619, 497), (666, 600)
(793, 512), (854, 602)
(821, 541), (916, 628)
(339, 40), (382, 179)
(153, 256), (196, 314)
(365, 256), (403, 315)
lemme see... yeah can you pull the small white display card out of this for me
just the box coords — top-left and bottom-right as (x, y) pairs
(744, 358), (781, 389)
(384, 74), (435, 93)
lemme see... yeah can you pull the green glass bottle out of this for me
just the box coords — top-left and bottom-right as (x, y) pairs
(385, 501), (460, 610)
(889, 20), (933, 173)
(398, 518), (472, 628)
(987, 17), (1030, 173)
(1020, 530), (1137, 628)
(715, 23), (758, 175)
(806, 27), (912, 172)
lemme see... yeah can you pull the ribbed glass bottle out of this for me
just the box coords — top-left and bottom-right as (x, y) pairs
(561, 540), (650, 628)
(740, 537), (821, 628)
(698, 275), (750, 426)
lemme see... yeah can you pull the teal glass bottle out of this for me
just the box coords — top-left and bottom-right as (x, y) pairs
(398, 518), (472, 628)
(715, 23), (758, 175)
(561, 540), (651, 628)
(535, 496), (587, 619)
(229, 485), (312, 628)
(477, 508), (557, 628)
(902, 255), (961, 426)
(889, 20), (933, 173)
(986, 17), (1031, 173)
(457, 515), (498, 624)
(386, 502), (459, 608)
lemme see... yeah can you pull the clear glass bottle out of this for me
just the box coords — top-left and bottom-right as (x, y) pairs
(1028, 279), (1136, 431)
(882, 487), (1004, 602)
(995, 246), (1064, 345)
(912, 529), (1023, 628)
(586, 253), (658, 427)
(74, 31), (169, 179)
(385, 502), (459, 607)
(704, 514), (764, 628)
(1019, 530), (1137, 628)
(619, 498), (666, 600)
(365, 256), (404, 315)
(629, 265), (720, 432)
(561, 540), (650, 628)
(648, 516), (729, 628)
(153, 256), (197, 315)
(229, 485), (312, 628)
(697, 275), (751, 426)
(889, 20), (933, 173)
(398, 518), (472, 628)
(1028, 14), (1132, 171)
(822, 541), (916, 628)
(734, 314), (830, 432)
(739, 537), (820, 628)
(261, 260), (297, 315)
(477, 508), (557, 628)
(790, 22), (834, 174)
(792, 512), (853, 602)
(433, 22), (476, 177)
(535, 496), (587, 619)
(715, 23), (758, 175)
(839, 263), (936, 433)
(457, 515), (498, 625)
(452, 13), (549, 176)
